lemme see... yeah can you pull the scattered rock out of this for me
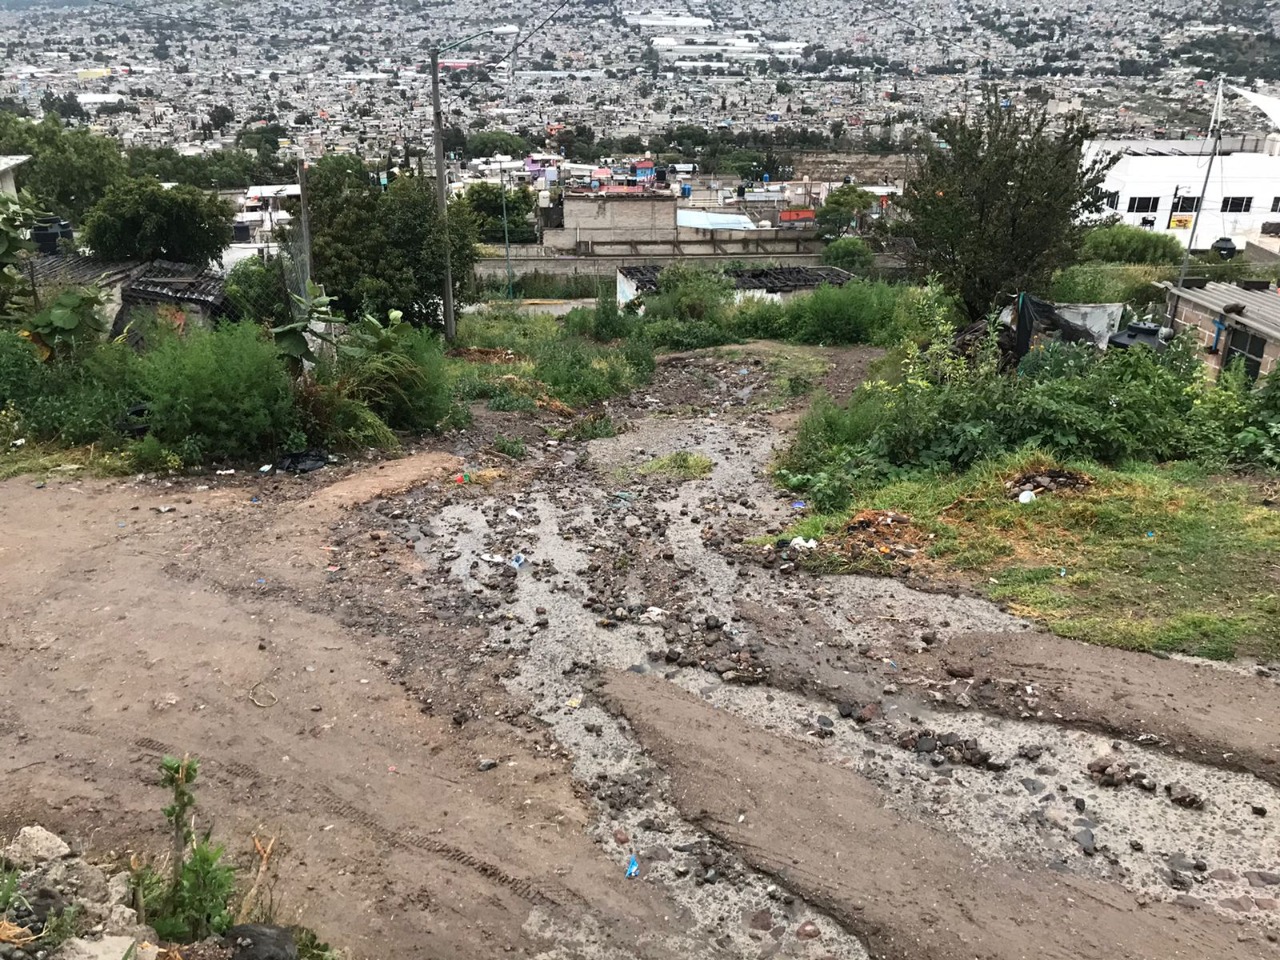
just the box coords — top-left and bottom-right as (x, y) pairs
(943, 663), (974, 679)
(1018, 744), (1045, 761)
(226, 923), (298, 960)
(1075, 828), (1096, 856)
(855, 703), (880, 724)
(795, 920), (821, 941)
(55, 937), (157, 960)
(745, 908), (773, 932)
(3, 825), (71, 866)
(1251, 804), (1268, 817)
(1166, 783), (1204, 809)
(477, 758), (499, 772)
(1219, 896), (1255, 913)
(1246, 871), (1280, 888)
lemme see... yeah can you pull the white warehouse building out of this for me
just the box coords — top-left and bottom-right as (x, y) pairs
(1084, 136), (1280, 250)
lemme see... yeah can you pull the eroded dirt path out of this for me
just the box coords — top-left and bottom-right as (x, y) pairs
(3, 345), (1279, 958)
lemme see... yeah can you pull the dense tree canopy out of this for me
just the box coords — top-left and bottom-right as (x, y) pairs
(461, 182), (537, 244)
(81, 179), (234, 266)
(898, 92), (1115, 319)
(0, 112), (125, 222)
(306, 155), (477, 327)
(464, 131), (529, 159)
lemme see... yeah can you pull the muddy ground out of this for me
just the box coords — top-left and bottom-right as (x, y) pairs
(2, 344), (1278, 959)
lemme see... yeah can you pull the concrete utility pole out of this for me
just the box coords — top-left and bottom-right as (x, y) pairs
(429, 45), (457, 341)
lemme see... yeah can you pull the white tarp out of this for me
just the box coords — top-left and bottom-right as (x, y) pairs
(1232, 87), (1280, 129)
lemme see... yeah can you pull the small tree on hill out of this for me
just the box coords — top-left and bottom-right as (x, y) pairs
(898, 90), (1116, 320)
(81, 178), (234, 266)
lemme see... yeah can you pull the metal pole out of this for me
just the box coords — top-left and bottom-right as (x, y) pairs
(296, 157), (311, 293)
(1178, 79), (1223, 288)
(430, 46), (457, 341)
(501, 169), (513, 299)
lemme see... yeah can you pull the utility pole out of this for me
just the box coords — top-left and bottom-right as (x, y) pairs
(501, 168), (514, 299)
(1178, 78), (1223, 288)
(430, 45), (457, 341)
(296, 157), (311, 293)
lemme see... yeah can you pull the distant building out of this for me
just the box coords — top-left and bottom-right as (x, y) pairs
(1086, 136), (1280, 249)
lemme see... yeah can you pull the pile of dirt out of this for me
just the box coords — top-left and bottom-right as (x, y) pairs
(446, 346), (524, 364)
(826, 509), (928, 565)
(1004, 467), (1093, 499)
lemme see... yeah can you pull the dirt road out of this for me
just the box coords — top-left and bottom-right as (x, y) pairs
(3, 345), (1278, 958)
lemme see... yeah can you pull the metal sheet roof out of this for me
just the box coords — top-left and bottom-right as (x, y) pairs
(1165, 281), (1280, 342)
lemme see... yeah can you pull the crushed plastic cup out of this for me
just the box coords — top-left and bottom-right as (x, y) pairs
(1017, 490), (1036, 504)
(625, 855), (640, 878)
(789, 536), (817, 551)
(506, 507), (522, 520)
(509, 553), (526, 569)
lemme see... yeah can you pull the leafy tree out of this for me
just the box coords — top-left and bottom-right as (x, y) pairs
(461, 182), (537, 244)
(81, 179), (234, 266)
(306, 155), (477, 327)
(207, 104), (234, 131)
(464, 130), (528, 159)
(822, 237), (874, 274)
(775, 79), (793, 94)
(817, 184), (875, 240)
(0, 113), (125, 222)
(1080, 223), (1183, 265)
(40, 90), (87, 122)
(0, 97), (31, 118)
(898, 90), (1115, 320)
(235, 122), (287, 158)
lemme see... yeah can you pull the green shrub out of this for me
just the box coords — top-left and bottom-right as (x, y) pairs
(822, 236), (874, 274)
(732, 280), (917, 346)
(1081, 224), (1183, 265)
(150, 839), (235, 943)
(0, 335), (142, 445)
(776, 302), (1278, 508)
(638, 265), (738, 350)
(328, 314), (454, 432)
(1048, 263), (1166, 305)
(493, 434), (526, 458)
(139, 323), (296, 461)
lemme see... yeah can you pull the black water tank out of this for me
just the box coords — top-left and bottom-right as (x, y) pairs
(233, 222), (252, 243)
(31, 215), (73, 255)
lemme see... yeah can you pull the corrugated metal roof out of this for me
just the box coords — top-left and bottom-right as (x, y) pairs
(29, 253), (142, 288)
(1165, 281), (1280, 341)
(123, 260), (226, 309)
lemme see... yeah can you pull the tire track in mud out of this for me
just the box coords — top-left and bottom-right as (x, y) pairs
(59, 726), (572, 910)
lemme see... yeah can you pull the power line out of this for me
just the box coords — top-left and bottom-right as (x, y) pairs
(90, 0), (219, 30)
(450, 0), (573, 102)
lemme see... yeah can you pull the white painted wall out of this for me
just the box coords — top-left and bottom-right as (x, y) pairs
(1091, 149), (1280, 249)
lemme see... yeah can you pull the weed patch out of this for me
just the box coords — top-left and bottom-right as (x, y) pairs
(795, 450), (1280, 660)
(493, 434), (526, 459)
(637, 450), (714, 481)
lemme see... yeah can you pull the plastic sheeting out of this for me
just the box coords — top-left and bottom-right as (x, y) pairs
(996, 294), (1125, 360)
(1231, 87), (1280, 130)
